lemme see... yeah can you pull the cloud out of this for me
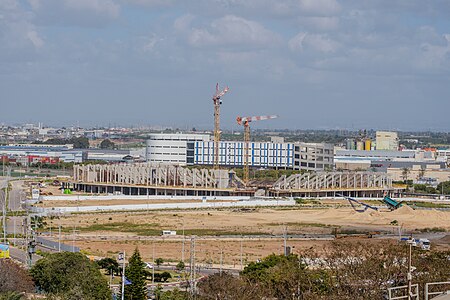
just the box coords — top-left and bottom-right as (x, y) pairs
(183, 15), (282, 49)
(28, 0), (120, 27)
(299, 0), (341, 16)
(27, 30), (44, 48)
(289, 32), (340, 53)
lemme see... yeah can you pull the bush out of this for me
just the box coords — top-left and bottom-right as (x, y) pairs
(0, 260), (34, 294)
(30, 252), (111, 300)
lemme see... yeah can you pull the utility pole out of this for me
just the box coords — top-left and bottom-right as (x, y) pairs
(2, 168), (10, 244)
(219, 247), (223, 275)
(182, 220), (185, 263)
(58, 224), (61, 252)
(189, 236), (196, 298)
(283, 225), (288, 256)
(121, 251), (126, 300)
(407, 236), (415, 300)
(152, 241), (155, 286)
(240, 237), (243, 270)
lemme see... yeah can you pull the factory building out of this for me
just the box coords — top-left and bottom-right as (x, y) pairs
(376, 131), (399, 151)
(146, 133), (210, 166)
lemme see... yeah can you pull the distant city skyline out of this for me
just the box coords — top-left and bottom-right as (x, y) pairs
(1, 1), (450, 131)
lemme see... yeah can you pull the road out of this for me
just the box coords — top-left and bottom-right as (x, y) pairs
(8, 180), (26, 211)
(9, 245), (42, 266)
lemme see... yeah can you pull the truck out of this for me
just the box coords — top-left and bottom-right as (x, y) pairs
(418, 238), (431, 251)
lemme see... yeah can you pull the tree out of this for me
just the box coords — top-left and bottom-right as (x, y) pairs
(160, 271), (172, 282)
(401, 167), (410, 182)
(97, 257), (120, 275)
(71, 137), (89, 149)
(0, 292), (26, 300)
(176, 261), (185, 271)
(0, 260), (34, 294)
(30, 252), (111, 300)
(123, 248), (147, 300)
(100, 139), (115, 149)
(155, 257), (164, 268)
(437, 180), (450, 194)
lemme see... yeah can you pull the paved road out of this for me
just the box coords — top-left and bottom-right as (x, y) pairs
(9, 180), (26, 211)
(9, 245), (42, 266)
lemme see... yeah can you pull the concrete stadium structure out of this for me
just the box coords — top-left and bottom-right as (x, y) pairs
(270, 171), (394, 197)
(69, 163), (397, 198)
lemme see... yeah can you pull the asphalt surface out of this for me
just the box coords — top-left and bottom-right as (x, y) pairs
(8, 180), (25, 211)
(8, 245), (42, 266)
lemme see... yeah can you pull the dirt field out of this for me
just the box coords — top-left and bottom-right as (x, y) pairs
(53, 205), (450, 234)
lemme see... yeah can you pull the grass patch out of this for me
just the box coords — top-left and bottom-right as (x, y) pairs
(266, 222), (335, 228)
(419, 227), (447, 233)
(294, 198), (321, 205)
(409, 202), (450, 209)
(70, 222), (162, 236)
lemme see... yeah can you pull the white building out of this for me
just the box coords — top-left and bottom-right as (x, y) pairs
(145, 133), (210, 166)
(376, 131), (399, 151)
(145, 133), (334, 171)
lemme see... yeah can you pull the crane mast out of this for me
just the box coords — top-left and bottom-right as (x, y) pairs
(236, 115), (278, 186)
(212, 83), (229, 169)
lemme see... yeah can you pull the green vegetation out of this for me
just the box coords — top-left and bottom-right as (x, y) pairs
(437, 181), (450, 194)
(33, 136), (89, 148)
(194, 241), (450, 300)
(100, 139), (115, 149)
(176, 261), (185, 271)
(30, 252), (111, 300)
(409, 202), (450, 209)
(294, 198), (321, 205)
(123, 248), (147, 300)
(72, 222), (263, 236)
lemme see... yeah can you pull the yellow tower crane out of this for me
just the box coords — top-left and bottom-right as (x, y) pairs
(212, 83), (229, 169)
(236, 115), (278, 185)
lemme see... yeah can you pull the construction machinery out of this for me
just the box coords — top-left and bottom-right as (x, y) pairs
(337, 193), (379, 212)
(338, 193), (404, 212)
(212, 83), (229, 169)
(383, 195), (403, 210)
(236, 115), (278, 185)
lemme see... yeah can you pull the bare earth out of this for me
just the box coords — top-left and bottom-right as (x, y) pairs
(45, 205), (450, 265)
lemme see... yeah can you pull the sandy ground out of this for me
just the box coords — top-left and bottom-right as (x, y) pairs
(37, 199), (236, 207)
(53, 206), (450, 234)
(71, 238), (335, 266)
(42, 205), (450, 265)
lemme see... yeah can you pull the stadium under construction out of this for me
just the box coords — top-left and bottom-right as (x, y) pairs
(67, 163), (400, 198)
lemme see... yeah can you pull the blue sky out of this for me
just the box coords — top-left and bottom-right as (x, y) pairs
(1, 0), (450, 131)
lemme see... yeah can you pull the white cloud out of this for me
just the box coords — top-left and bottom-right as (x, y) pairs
(289, 32), (340, 53)
(185, 15), (282, 48)
(299, 16), (340, 31)
(299, 0), (341, 16)
(28, 0), (120, 26)
(27, 30), (44, 48)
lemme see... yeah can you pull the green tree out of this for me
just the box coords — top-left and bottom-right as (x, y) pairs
(100, 139), (115, 149)
(176, 261), (185, 271)
(401, 167), (410, 182)
(123, 248), (147, 300)
(97, 257), (120, 275)
(0, 292), (26, 300)
(30, 252), (111, 300)
(71, 136), (89, 148)
(155, 257), (164, 268)
(437, 180), (450, 194)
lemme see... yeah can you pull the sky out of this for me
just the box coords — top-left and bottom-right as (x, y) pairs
(1, 0), (450, 131)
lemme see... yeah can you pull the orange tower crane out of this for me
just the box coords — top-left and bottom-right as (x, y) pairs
(212, 83), (229, 169)
(236, 115), (278, 185)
